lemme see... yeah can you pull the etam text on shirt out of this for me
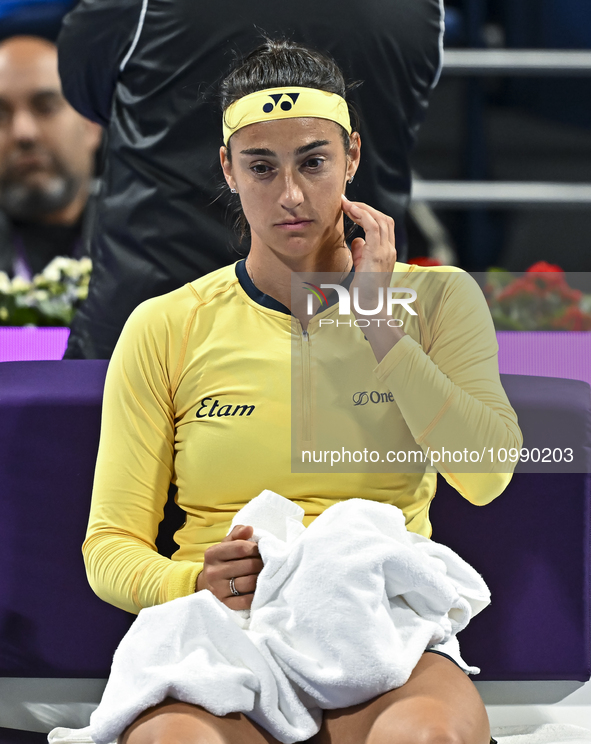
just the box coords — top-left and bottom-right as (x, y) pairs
(196, 397), (256, 418)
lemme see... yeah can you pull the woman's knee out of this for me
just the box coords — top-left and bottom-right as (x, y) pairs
(119, 701), (227, 744)
(366, 708), (488, 744)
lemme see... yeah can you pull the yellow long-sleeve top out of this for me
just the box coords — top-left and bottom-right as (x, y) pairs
(84, 260), (522, 614)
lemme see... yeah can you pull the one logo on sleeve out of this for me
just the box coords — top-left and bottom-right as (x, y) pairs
(196, 397), (256, 418)
(263, 92), (300, 113)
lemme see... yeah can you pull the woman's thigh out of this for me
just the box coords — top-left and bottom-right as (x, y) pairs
(308, 652), (490, 744)
(119, 653), (489, 744)
(118, 698), (280, 744)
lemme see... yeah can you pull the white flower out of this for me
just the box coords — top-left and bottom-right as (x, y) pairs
(62, 258), (82, 279)
(0, 272), (11, 294)
(41, 264), (62, 284)
(4, 256), (92, 325)
(76, 286), (89, 300)
(78, 257), (92, 274)
(10, 276), (32, 293)
(33, 289), (50, 302)
(33, 274), (51, 288)
(41, 260), (63, 283)
(48, 256), (71, 271)
(15, 291), (36, 307)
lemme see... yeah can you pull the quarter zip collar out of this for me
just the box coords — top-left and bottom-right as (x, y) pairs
(235, 258), (355, 316)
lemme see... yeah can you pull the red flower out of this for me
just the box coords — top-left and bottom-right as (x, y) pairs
(552, 306), (591, 331)
(407, 257), (443, 267)
(521, 269), (568, 292)
(526, 261), (563, 273)
(558, 286), (582, 303)
(497, 275), (545, 301)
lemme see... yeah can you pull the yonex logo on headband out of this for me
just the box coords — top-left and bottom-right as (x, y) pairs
(222, 87), (352, 145)
(263, 92), (300, 113)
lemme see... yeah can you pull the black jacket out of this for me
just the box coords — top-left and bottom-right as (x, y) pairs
(58, 0), (443, 358)
(0, 196), (95, 279)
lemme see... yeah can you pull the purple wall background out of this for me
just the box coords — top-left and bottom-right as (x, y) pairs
(0, 327), (69, 362)
(1, 329), (591, 387)
(496, 331), (591, 387)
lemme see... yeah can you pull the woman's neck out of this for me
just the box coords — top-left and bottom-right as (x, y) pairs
(245, 239), (352, 313)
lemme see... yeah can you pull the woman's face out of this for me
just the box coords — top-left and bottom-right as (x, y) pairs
(220, 117), (360, 261)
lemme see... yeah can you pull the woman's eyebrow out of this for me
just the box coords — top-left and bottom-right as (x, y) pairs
(240, 147), (275, 156)
(295, 140), (330, 155)
(239, 140), (331, 157)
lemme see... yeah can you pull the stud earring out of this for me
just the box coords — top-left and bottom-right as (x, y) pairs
(230, 188), (237, 194)
(348, 176), (354, 184)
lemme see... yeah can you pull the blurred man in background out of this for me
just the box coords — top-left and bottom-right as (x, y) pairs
(0, 36), (101, 279)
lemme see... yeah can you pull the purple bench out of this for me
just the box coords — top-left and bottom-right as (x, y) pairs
(0, 362), (589, 681)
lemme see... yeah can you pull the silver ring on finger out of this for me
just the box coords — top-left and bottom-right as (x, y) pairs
(229, 577), (241, 596)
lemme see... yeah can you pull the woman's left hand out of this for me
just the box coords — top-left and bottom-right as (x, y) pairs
(340, 194), (404, 363)
(341, 194), (397, 278)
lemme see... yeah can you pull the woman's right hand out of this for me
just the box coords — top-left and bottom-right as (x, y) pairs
(196, 525), (263, 610)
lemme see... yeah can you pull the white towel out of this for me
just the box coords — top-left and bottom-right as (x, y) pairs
(49, 491), (490, 744)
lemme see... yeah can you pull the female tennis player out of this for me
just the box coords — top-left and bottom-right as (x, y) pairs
(84, 39), (520, 744)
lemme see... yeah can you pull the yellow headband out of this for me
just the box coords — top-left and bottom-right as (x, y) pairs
(222, 86), (352, 145)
